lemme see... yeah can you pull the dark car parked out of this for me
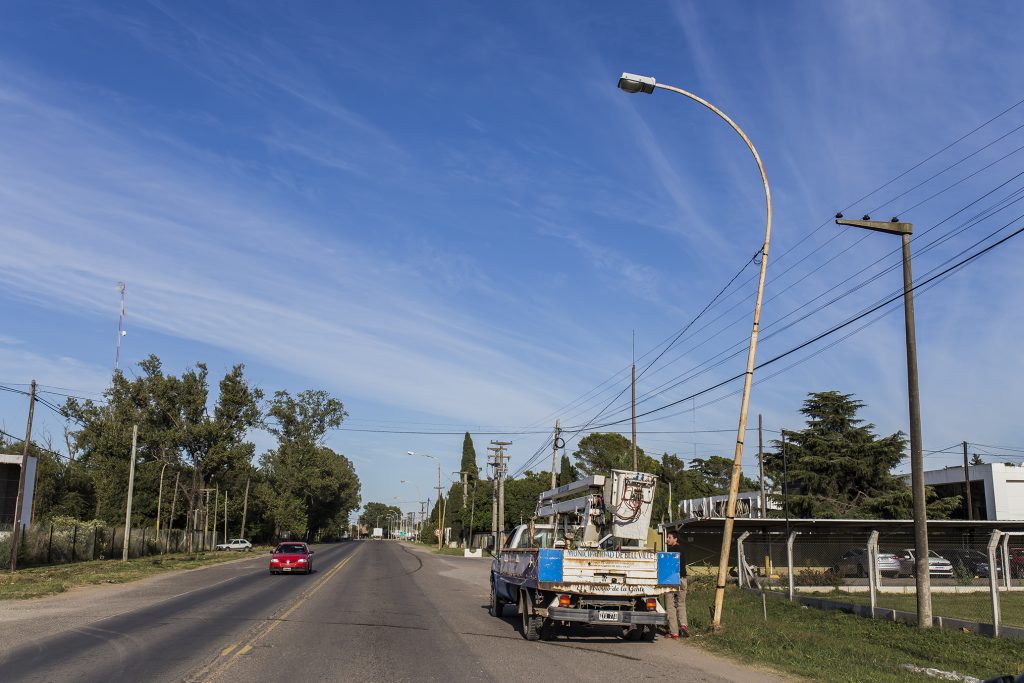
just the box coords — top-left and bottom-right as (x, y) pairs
(944, 548), (1001, 578)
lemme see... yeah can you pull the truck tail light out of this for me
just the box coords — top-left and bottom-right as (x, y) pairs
(645, 598), (657, 611)
(558, 594), (571, 608)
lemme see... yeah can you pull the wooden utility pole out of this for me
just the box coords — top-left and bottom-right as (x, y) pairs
(758, 414), (766, 519)
(122, 424), (138, 562)
(9, 380), (37, 572)
(165, 471), (180, 553)
(550, 420), (561, 489)
(156, 460), (169, 533)
(963, 441), (973, 521)
(631, 363), (638, 470)
(240, 475), (250, 538)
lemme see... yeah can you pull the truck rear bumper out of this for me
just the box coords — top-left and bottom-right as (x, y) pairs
(547, 606), (666, 626)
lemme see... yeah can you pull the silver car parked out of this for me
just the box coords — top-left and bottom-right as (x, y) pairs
(896, 549), (953, 578)
(835, 548), (900, 577)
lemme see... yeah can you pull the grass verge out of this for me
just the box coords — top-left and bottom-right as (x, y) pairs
(808, 590), (1024, 629)
(0, 552), (249, 600)
(685, 582), (1024, 682)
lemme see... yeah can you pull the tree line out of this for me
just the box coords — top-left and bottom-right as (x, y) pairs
(371, 390), (963, 543)
(6, 355), (361, 543)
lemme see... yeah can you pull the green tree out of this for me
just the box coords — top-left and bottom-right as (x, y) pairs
(557, 454), (577, 486)
(63, 356), (263, 533)
(689, 455), (757, 495)
(503, 471), (550, 529)
(358, 502), (402, 529)
(572, 432), (658, 476)
(260, 390), (360, 539)
(460, 432), (479, 481)
(764, 391), (959, 519)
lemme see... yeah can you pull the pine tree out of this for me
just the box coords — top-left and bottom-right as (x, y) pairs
(764, 391), (924, 519)
(557, 454), (577, 486)
(460, 432), (479, 482)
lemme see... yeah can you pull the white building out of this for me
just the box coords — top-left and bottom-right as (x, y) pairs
(677, 462), (1024, 522)
(911, 462), (1024, 521)
(678, 490), (780, 520)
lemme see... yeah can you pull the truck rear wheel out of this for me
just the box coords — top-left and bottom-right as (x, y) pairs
(522, 609), (542, 641)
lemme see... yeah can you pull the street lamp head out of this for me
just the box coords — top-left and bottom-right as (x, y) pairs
(618, 72), (657, 94)
(406, 451), (415, 456)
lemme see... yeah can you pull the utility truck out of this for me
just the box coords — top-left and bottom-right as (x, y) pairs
(488, 470), (679, 641)
(371, 527), (384, 540)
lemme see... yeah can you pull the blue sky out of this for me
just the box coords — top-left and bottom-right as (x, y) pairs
(1, 1), (1023, 515)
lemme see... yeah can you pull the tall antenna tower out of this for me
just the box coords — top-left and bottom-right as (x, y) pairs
(114, 282), (127, 372)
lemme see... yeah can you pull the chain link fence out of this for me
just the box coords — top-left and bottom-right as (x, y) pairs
(0, 521), (222, 567)
(727, 526), (1024, 635)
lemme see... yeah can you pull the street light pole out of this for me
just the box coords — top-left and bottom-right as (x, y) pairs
(835, 216), (932, 627)
(618, 73), (772, 630)
(408, 451), (444, 550)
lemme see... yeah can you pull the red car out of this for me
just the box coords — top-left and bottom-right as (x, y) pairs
(269, 542), (314, 575)
(1010, 547), (1024, 579)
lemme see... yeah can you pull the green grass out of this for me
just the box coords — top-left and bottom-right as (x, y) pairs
(0, 552), (248, 600)
(685, 581), (1024, 682)
(807, 590), (1024, 629)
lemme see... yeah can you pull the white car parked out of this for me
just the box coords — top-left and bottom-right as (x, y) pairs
(896, 548), (953, 578)
(215, 538), (253, 551)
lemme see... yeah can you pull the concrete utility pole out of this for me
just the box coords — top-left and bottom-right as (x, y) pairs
(212, 487), (219, 548)
(758, 415), (766, 519)
(617, 72), (773, 630)
(223, 492), (228, 541)
(9, 380), (37, 572)
(122, 424), (138, 562)
(488, 446), (499, 549)
(468, 479), (477, 549)
(836, 216), (931, 628)
(963, 441), (973, 521)
(240, 475), (250, 538)
(490, 441), (512, 549)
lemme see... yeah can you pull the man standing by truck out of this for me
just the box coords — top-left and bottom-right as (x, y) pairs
(664, 530), (689, 639)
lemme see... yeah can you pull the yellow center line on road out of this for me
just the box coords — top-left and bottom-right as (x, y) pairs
(194, 545), (363, 683)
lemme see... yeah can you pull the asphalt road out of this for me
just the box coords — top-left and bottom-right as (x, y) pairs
(0, 541), (789, 682)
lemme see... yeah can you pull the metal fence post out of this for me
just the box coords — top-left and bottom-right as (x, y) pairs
(867, 530), (879, 617)
(987, 529), (1002, 637)
(71, 525), (78, 562)
(1000, 532), (1011, 590)
(787, 531), (798, 602)
(47, 525), (53, 565)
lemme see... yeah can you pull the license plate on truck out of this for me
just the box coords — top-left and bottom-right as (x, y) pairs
(598, 611), (619, 622)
